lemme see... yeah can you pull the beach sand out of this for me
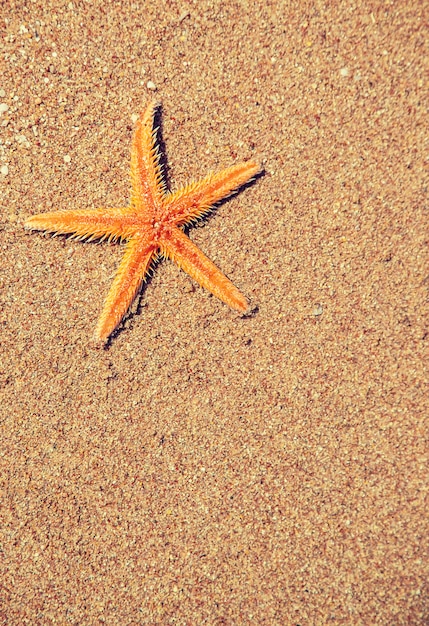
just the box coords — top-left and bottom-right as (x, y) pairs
(1, 1), (428, 623)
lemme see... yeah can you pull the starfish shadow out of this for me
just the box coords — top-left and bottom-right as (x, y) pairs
(103, 109), (264, 346)
(153, 103), (172, 193)
(106, 120), (264, 345)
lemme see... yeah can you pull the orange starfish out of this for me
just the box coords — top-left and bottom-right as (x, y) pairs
(25, 102), (260, 342)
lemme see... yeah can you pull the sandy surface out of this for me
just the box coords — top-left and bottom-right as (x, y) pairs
(1, 1), (428, 624)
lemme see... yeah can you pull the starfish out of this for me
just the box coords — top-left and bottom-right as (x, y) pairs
(25, 102), (260, 343)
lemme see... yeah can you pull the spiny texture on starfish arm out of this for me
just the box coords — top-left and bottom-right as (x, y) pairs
(25, 101), (260, 342)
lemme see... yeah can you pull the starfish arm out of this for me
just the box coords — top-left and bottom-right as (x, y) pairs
(160, 227), (248, 312)
(130, 101), (165, 210)
(25, 208), (139, 242)
(166, 160), (260, 226)
(95, 235), (157, 342)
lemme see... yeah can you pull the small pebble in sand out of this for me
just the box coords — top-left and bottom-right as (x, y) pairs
(340, 67), (349, 77)
(1, 164), (9, 176)
(313, 303), (323, 316)
(0, 89), (6, 98)
(63, 154), (71, 163)
(146, 80), (157, 91)
(0, 103), (9, 113)
(16, 134), (30, 147)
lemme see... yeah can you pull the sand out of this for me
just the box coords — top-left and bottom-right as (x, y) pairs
(1, 1), (428, 624)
